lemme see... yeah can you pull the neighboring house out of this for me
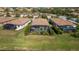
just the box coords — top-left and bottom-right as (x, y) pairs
(3, 18), (31, 30)
(30, 18), (50, 32)
(20, 14), (28, 18)
(10, 14), (16, 17)
(47, 15), (51, 19)
(69, 18), (79, 24)
(58, 16), (67, 20)
(71, 12), (79, 16)
(33, 15), (39, 18)
(51, 18), (76, 32)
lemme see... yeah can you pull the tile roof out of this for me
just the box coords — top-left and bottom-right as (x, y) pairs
(32, 18), (49, 26)
(52, 18), (76, 26)
(5, 18), (30, 25)
(0, 17), (13, 24)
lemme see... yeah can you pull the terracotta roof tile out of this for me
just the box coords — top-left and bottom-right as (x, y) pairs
(5, 18), (30, 25)
(32, 18), (49, 26)
(52, 18), (76, 26)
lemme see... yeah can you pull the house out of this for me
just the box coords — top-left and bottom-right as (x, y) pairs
(30, 18), (50, 32)
(3, 18), (31, 30)
(51, 18), (76, 32)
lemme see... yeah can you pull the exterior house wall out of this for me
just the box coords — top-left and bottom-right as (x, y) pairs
(30, 25), (49, 32)
(3, 24), (16, 30)
(59, 25), (76, 31)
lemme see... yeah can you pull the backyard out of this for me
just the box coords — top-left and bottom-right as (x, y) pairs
(0, 29), (79, 51)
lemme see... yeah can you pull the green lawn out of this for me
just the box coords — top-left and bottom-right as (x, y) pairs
(0, 29), (79, 51)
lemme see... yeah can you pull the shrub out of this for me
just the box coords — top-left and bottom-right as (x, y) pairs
(0, 26), (3, 30)
(30, 32), (40, 35)
(76, 25), (79, 31)
(30, 31), (49, 35)
(24, 25), (31, 35)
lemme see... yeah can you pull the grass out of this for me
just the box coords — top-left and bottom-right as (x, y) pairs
(0, 29), (79, 51)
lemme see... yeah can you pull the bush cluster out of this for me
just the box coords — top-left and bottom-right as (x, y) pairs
(71, 25), (79, 38)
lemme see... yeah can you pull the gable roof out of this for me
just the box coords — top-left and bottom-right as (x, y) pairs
(32, 18), (49, 26)
(52, 18), (76, 26)
(5, 18), (30, 25)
